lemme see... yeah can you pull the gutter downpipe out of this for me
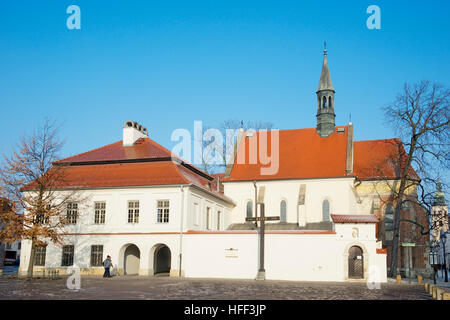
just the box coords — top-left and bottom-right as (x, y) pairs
(179, 185), (185, 277)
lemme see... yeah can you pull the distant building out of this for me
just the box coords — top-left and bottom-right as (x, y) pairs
(432, 181), (449, 273)
(0, 198), (11, 271)
(3, 241), (21, 265)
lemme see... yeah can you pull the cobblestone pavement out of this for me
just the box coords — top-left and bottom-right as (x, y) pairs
(0, 275), (432, 300)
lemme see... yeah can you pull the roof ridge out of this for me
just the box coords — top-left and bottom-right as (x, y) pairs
(146, 137), (214, 179)
(55, 140), (122, 163)
(355, 137), (401, 143)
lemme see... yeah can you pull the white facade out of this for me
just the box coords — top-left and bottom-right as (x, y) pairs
(19, 185), (233, 277)
(223, 178), (360, 225)
(19, 176), (387, 282)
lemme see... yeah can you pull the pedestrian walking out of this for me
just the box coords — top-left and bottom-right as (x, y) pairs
(103, 255), (113, 278)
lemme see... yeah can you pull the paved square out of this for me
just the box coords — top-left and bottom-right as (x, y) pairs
(0, 275), (432, 300)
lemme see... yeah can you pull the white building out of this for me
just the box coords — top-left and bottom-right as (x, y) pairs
(19, 51), (394, 282)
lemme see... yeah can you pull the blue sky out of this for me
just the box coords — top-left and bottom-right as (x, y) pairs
(0, 1), (449, 162)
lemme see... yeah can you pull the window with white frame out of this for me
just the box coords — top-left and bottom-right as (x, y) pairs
(193, 202), (199, 226)
(206, 207), (211, 230)
(66, 203), (78, 224)
(90, 245), (103, 267)
(280, 200), (287, 223)
(94, 202), (106, 224)
(217, 211), (221, 230)
(157, 200), (170, 223)
(128, 201), (139, 223)
(61, 245), (74, 266)
(322, 199), (330, 222)
(34, 245), (47, 266)
(246, 200), (253, 218)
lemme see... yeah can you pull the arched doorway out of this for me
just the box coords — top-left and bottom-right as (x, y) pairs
(348, 246), (364, 279)
(124, 244), (140, 275)
(154, 245), (171, 276)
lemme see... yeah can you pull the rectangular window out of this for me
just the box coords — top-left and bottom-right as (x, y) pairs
(206, 207), (211, 230)
(157, 200), (170, 223)
(94, 202), (106, 224)
(61, 245), (74, 266)
(34, 246), (47, 266)
(217, 211), (221, 231)
(66, 203), (78, 224)
(193, 203), (199, 226)
(90, 245), (103, 267)
(6, 243), (11, 250)
(128, 201), (139, 223)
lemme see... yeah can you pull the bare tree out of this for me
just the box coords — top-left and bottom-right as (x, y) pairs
(0, 120), (88, 279)
(381, 81), (449, 277)
(197, 119), (274, 174)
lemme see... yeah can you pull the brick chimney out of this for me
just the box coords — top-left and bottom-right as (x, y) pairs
(123, 121), (148, 146)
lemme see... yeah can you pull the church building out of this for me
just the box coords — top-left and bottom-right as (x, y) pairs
(19, 50), (430, 282)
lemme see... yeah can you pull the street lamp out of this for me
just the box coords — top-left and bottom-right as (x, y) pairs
(429, 248), (438, 284)
(441, 231), (448, 282)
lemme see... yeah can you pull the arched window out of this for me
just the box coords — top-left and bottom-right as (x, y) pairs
(322, 96), (327, 108)
(328, 96), (332, 108)
(385, 204), (394, 231)
(322, 199), (330, 221)
(246, 201), (253, 219)
(280, 200), (287, 223)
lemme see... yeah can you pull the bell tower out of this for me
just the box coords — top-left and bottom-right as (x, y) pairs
(316, 44), (336, 137)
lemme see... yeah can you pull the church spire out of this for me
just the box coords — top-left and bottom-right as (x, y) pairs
(316, 44), (336, 137)
(434, 180), (447, 206)
(317, 44), (334, 92)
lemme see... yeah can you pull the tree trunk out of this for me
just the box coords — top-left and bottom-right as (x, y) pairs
(389, 199), (404, 277)
(389, 137), (417, 277)
(27, 238), (36, 279)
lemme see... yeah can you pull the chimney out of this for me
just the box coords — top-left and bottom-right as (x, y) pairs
(123, 121), (148, 146)
(345, 122), (354, 174)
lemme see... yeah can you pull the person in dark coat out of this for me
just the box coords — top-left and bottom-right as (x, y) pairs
(103, 255), (113, 278)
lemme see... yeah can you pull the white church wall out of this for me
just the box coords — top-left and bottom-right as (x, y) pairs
(20, 228), (386, 282)
(183, 230), (387, 282)
(223, 177), (358, 225)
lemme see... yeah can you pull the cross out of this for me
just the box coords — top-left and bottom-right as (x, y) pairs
(247, 185), (280, 280)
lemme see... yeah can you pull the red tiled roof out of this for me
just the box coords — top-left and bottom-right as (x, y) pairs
(353, 138), (419, 180)
(224, 127), (418, 182)
(23, 161), (233, 204)
(224, 127), (349, 181)
(331, 214), (379, 224)
(55, 138), (174, 164)
(24, 137), (233, 204)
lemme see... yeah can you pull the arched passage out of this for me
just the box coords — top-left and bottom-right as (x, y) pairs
(153, 244), (171, 276)
(123, 244), (140, 275)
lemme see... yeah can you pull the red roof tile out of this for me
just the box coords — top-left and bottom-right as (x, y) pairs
(331, 214), (379, 224)
(55, 138), (173, 164)
(23, 161), (233, 204)
(353, 138), (419, 180)
(224, 127), (418, 182)
(224, 127), (349, 181)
